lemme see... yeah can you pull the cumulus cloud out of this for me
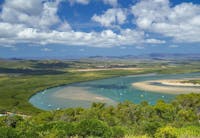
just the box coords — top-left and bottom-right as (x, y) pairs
(57, 21), (72, 31)
(68, 0), (90, 5)
(131, 0), (200, 43)
(68, 0), (118, 6)
(14, 28), (146, 47)
(145, 39), (166, 44)
(103, 0), (118, 7)
(0, 0), (167, 47)
(92, 8), (127, 27)
(0, 0), (62, 30)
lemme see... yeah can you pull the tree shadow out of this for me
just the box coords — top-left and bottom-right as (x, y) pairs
(0, 67), (65, 75)
(32, 62), (72, 69)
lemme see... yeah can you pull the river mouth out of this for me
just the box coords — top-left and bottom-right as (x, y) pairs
(29, 73), (200, 110)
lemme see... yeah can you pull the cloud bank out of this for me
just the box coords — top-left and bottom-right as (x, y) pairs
(0, 0), (199, 48)
(132, 0), (200, 43)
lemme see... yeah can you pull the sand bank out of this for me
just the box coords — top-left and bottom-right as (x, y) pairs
(159, 79), (200, 87)
(53, 86), (116, 104)
(132, 79), (200, 94)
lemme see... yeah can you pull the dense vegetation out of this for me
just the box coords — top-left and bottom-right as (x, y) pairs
(181, 80), (200, 84)
(0, 59), (200, 137)
(0, 93), (200, 138)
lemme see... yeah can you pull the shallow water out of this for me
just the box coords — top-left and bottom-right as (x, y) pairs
(29, 73), (200, 110)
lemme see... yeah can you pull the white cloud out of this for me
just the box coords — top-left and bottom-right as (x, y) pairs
(92, 8), (127, 27)
(57, 21), (72, 31)
(0, 0), (66, 30)
(103, 0), (118, 7)
(0, 0), (166, 47)
(68, 0), (118, 6)
(68, 0), (90, 5)
(0, 23), (161, 47)
(131, 0), (200, 43)
(0, 22), (24, 38)
(17, 29), (143, 47)
(145, 39), (166, 44)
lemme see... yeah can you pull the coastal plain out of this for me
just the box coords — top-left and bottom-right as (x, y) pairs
(0, 58), (200, 114)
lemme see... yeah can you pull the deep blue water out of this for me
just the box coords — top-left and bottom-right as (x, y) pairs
(29, 73), (200, 110)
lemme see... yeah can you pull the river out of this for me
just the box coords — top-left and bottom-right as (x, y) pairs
(29, 72), (200, 110)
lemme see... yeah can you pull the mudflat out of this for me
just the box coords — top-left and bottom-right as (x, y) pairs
(53, 86), (116, 104)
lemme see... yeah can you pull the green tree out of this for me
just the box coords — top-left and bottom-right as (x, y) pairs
(0, 127), (19, 138)
(77, 119), (112, 138)
(140, 119), (163, 136)
(111, 126), (125, 138)
(177, 109), (198, 123)
(155, 126), (177, 138)
(173, 93), (200, 112)
(154, 100), (176, 122)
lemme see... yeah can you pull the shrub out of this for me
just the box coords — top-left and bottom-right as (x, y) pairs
(111, 126), (125, 138)
(155, 126), (177, 138)
(77, 119), (112, 138)
(0, 127), (19, 138)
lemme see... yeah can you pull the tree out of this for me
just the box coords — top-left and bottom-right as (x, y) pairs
(111, 126), (125, 138)
(154, 100), (176, 122)
(173, 93), (200, 112)
(0, 127), (19, 138)
(77, 119), (112, 138)
(155, 126), (177, 138)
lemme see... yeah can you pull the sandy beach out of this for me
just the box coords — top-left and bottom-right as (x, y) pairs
(159, 79), (200, 87)
(53, 86), (116, 104)
(132, 79), (200, 94)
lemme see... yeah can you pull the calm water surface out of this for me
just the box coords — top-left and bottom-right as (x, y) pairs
(29, 73), (200, 110)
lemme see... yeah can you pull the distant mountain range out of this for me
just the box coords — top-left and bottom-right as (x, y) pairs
(88, 53), (200, 61)
(1, 53), (200, 60)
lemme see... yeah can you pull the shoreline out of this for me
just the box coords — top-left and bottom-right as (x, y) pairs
(132, 79), (200, 94)
(159, 79), (200, 87)
(28, 72), (155, 101)
(29, 72), (200, 110)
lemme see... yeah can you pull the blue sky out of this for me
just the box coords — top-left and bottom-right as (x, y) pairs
(0, 0), (200, 58)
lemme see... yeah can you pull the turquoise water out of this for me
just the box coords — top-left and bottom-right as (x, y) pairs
(29, 73), (200, 110)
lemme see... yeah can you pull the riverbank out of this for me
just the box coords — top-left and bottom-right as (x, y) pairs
(132, 79), (200, 94)
(159, 79), (200, 86)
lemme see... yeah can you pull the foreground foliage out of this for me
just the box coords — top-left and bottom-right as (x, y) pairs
(0, 93), (200, 138)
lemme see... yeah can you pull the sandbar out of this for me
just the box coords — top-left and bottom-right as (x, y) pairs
(132, 79), (200, 94)
(53, 86), (116, 104)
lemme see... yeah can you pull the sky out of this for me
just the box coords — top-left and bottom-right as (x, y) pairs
(0, 0), (200, 58)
